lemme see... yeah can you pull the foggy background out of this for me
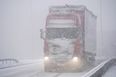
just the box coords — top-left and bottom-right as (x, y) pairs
(0, 0), (116, 60)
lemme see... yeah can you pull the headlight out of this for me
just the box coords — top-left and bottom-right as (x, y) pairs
(72, 57), (79, 62)
(44, 56), (49, 61)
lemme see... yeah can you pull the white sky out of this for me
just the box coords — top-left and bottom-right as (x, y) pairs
(0, 0), (116, 59)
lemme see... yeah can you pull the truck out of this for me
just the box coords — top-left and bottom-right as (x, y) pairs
(40, 5), (96, 72)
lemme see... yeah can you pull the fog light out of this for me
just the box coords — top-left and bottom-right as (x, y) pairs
(44, 56), (49, 61)
(72, 57), (79, 62)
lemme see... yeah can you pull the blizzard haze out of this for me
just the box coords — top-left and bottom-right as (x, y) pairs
(0, 0), (116, 60)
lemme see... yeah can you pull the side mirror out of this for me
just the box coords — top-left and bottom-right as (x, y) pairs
(40, 29), (46, 40)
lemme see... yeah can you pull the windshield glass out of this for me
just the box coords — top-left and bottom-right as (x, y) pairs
(46, 28), (79, 39)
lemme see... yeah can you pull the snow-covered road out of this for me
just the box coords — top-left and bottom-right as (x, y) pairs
(0, 59), (105, 77)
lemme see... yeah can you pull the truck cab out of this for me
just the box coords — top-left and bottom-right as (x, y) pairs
(40, 5), (96, 72)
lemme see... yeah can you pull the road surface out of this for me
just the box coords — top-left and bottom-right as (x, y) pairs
(0, 59), (107, 77)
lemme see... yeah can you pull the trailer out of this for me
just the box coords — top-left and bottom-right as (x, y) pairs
(40, 5), (96, 72)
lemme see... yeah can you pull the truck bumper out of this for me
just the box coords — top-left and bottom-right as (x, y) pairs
(44, 58), (84, 72)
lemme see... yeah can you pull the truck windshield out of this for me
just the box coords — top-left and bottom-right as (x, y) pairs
(46, 28), (78, 39)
